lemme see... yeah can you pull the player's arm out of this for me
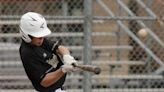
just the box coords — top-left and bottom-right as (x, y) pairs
(40, 68), (64, 87)
(40, 64), (74, 87)
(56, 45), (70, 56)
(51, 40), (75, 64)
(40, 45), (74, 87)
(58, 46), (78, 65)
(51, 40), (72, 59)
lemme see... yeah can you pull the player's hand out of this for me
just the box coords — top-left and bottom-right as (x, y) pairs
(63, 54), (77, 65)
(61, 64), (75, 73)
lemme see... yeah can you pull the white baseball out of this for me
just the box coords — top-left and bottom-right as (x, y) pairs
(138, 28), (148, 37)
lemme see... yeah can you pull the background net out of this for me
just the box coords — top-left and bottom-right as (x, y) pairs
(0, 0), (164, 92)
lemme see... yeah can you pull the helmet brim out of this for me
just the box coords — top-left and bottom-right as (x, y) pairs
(30, 28), (51, 38)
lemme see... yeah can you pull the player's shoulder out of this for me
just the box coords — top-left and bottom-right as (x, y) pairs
(19, 41), (34, 56)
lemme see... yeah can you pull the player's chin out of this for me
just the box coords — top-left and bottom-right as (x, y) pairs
(36, 42), (43, 46)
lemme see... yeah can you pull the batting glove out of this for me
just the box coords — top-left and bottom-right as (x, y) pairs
(61, 64), (75, 73)
(63, 54), (77, 65)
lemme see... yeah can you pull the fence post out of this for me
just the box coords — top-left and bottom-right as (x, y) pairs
(83, 0), (92, 92)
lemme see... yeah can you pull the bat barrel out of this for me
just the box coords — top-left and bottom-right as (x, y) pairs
(72, 63), (101, 74)
(94, 67), (101, 74)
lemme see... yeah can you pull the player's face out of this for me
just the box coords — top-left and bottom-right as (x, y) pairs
(31, 37), (44, 46)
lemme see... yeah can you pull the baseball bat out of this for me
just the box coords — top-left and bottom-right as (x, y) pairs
(72, 63), (101, 74)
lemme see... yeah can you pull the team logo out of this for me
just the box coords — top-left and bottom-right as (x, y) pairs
(29, 16), (37, 21)
(46, 55), (59, 68)
(40, 23), (44, 28)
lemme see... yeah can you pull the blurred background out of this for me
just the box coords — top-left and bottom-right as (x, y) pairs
(0, 0), (164, 92)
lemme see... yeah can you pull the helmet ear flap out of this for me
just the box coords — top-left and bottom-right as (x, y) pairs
(20, 28), (31, 43)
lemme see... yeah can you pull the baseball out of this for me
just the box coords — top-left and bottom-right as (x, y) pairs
(138, 28), (148, 37)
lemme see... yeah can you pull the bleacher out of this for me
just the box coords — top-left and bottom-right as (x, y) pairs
(0, 0), (164, 92)
(0, 41), (163, 91)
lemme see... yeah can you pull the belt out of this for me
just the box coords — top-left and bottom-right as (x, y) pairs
(61, 86), (66, 90)
(54, 86), (66, 92)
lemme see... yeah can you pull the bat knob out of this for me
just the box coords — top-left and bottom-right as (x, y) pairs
(94, 67), (101, 74)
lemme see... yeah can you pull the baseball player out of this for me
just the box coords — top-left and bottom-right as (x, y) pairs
(19, 12), (77, 92)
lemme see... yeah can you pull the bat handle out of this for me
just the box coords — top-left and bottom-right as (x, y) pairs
(72, 63), (77, 67)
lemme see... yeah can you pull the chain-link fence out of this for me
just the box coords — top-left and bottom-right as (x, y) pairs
(0, 0), (164, 92)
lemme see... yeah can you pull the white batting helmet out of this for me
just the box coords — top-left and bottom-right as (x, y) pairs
(19, 12), (51, 43)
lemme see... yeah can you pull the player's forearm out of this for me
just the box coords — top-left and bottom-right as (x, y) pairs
(57, 45), (78, 65)
(40, 68), (65, 87)
(56, 45), (70, 56)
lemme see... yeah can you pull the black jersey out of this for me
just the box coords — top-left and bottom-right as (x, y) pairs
(19, 39), (66, 92)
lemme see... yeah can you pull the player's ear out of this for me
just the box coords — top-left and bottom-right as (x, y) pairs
(19, 28), (32, 43)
